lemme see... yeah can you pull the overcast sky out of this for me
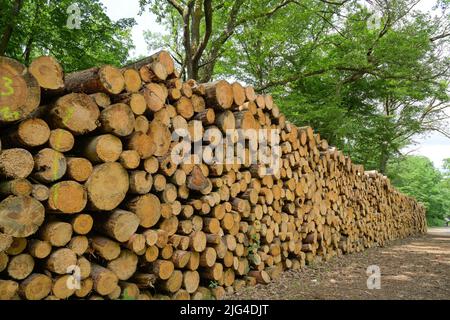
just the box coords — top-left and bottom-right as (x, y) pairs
(100, 0), (450, 169)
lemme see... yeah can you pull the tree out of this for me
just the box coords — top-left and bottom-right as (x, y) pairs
(387, 156), (450, 226)
(0, 0), (136, 72)
(140, 0), (351, 82)
(216, 0), (450, 173)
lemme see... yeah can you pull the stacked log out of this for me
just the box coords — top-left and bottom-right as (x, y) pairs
(0, 51), (426, 300)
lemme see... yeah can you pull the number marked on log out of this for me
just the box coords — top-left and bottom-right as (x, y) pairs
(0, 106), (20, 121)
(0, 76), (14, 96)
(62, 107), (75, 126)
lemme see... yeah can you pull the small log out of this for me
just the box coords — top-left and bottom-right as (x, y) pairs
(75, 278), (93, 298)
(216, 110), (236, 132)
(183, 270), (200, 293)
(107, 249), (138, 281)
(0, 196), (45, 237)
(123, 69), (142, 93)
(45, 248), (77, 274)
(194, 109), (215, 125)
(48, 181), (87, 214)
(100, 103), (136, 137)
(144, 83), (168, 112)
(139, 62), (168, 82)
(65, 157), (93, 182)
(126, 194), (161, 228)
(129, 170), (153, 194)
(147, 119), (171, 157)
(126, 131), (156, 159)
(40, 221), (73, 247)
(4, 118), (50, 148)
(29, 56), (64, 93)
(64, 65), (125, 95)
(27, 239), (52, 259)
(7, 253), (34, 280)
(176, 96), (194, 119)
(189, 231), (207, 253)
(152, 260), (174, 280)
(52, 275), (76, 299)
(33, 148), (67, 183)
(19, 273), (52, 300)
(131, 273), (157, 289)
(6, 237), (27, 255)
(125, 233), (146, 254)
(67, 236), (89, 256)
(0, 179), (32, 197)
(202, 80), (233, 110)
(158, 269), (182, 293)
(90, 93), (111, 108)
(200, 247), (217, 267)
(124, 51), (174, 76)
(119, 150), (141, 170)
(49, 93), (100, 135)
(97, 209), (140, 243)
(0, 280), (18, 300)
(85, 162), (129, 211)
(91, 236), (121, 260)
(70, 214), (93, 235)
(0, 148), (34, 179)
(90, 263), (119, 296)
(81, 134), (123, 163)
(187, 166), (210, 192)
(48, 129), (74, 152)
(31, 184), (49, 201)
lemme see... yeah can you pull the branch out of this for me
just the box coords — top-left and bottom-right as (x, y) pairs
(166, 0), (184, 15)
(256, 65), (377, 91)
(235, 0), (298, 26)
(430, 32), (450, 42)
(318, 0), (350, 5)
(192, 0), (212, 69)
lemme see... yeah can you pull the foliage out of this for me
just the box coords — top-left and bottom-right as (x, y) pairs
(140, 0), (307, 81)
(0, 0), (136, 72)
(387, 156), (450, 226)
(218, 0), (450, 173)
(143, 0), (449, 173)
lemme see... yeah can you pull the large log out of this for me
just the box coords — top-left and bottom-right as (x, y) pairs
(124, 51), (175, 76)
(29, 56), (64, 94)
(0, 196), (45, 237)
(0, 148), (34, 179)
(0, 57), (40, 123)
(49, 93), (100, 135)
(64, 65), (125, 95)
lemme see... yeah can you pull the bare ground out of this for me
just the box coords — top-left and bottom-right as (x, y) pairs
(227, 228), (450, 300)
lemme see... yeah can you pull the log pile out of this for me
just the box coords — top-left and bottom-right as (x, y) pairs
(0, 52), (426, 300)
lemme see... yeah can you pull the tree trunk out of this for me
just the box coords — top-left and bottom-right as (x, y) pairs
(0, 0), (23, 55)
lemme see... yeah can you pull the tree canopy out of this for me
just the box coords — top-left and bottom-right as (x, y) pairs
(387, 156), (450, 226)
(0, 0), (136, 72)
(142, 0), (450, 174)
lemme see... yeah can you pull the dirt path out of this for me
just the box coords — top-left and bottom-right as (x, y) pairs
(227, 228), (450, 300)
